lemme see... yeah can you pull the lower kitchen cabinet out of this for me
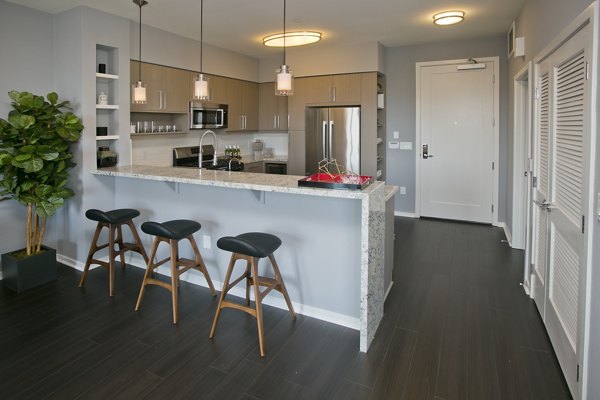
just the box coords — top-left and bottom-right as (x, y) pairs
(243, 161), (264, 173)
(287, 130), (306, 176)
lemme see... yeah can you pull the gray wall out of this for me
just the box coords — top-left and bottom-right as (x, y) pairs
(384, 36), (509, 221)
(0, 1), (57, 260)
(508, 0), (598, 398)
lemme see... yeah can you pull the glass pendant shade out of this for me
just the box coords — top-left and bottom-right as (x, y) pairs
(275, 64), (293, 96)
(132, 80), (147, 104)
(193, 74), (209, 100)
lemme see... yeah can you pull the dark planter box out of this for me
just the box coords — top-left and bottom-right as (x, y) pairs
(1, 246), (57, 292)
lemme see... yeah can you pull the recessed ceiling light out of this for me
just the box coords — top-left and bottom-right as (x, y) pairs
(263, 31), (322, 47)
(433, 11), (465, 26)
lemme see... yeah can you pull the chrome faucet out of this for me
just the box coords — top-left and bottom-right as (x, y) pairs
(228, 157), (241, 171)
(199, 130), (218, 167)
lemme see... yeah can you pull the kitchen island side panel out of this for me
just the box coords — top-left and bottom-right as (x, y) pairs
(111, 176), (363, 324)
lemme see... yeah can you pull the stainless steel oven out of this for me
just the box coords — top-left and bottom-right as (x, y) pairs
(264, 162), (287, 175)
(189, 102), (228, 129)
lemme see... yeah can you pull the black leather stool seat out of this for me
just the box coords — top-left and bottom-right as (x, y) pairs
(217, 232), (282, 258)
(86, 208), (140, 224)
(141, 220), (201, 240)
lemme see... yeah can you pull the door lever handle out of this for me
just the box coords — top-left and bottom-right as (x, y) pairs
(422, 144), (434, 159)
(533, 199), (555, 212)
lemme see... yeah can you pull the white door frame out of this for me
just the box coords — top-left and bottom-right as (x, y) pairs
(415, 57), (500, 225)
(513, 62), (534, 274)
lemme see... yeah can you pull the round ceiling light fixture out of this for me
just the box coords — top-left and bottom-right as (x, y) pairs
(433, 10), (465, 26)
(263, 31), (322, 47)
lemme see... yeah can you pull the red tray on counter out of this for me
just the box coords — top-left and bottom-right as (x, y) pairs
(298, 173), (372, 190)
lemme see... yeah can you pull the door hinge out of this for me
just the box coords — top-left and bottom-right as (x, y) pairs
(491, 204), (494, 213)
(582, 215), (585, 234)
(492, 162), (495, 170)
(577, 364), (580, 382)
(533, 176), (538, 188)
(585, 61), (590, 80)
(534, 87), (540, 99)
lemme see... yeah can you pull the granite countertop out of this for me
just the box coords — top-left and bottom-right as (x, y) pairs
(94, 165), (388, 200)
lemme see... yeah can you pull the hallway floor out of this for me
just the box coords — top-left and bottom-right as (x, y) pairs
(0, 218), (571, 399)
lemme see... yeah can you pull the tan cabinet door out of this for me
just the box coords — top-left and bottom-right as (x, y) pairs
(227, 79), (258, 131)
(130, 61), (162, 112)
(332, 74), (361, 104)
(207, 74), (228, 103)
(287, 130), (306, 176)
(242, 81), (258, 131)
(164, 67), (189, 113)
(306, 75), (332, 104)
(288, 77), (306, 130)
(259, 82), (288, 131)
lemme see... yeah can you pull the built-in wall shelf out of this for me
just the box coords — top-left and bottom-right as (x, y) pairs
(131, 132), (187, 137)
(96, 135), (120, 141)
(96, 104), (119, 110)
(96, 72), (119, 81)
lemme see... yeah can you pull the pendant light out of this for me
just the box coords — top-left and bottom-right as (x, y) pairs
(193, 0), (209, 100)
(275, 0), (293, 96)
(132, 0), (148, 104)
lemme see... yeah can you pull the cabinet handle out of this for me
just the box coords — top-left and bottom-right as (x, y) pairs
(332, 86), (336, 102)
(163, 91), (167, 109)
(274, 115), (277, 129)
(277, 115), (280, 129)
(158, 90), (163, 109)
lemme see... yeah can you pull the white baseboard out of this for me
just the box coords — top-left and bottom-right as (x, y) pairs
(394, 211), (418, 218)
(58, 252), (361, 331)
(494, 221), (512, 247)
(384, 281), (393, 301)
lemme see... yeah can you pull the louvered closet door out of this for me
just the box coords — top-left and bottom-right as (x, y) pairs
(531, 62), (550, 317)
(540, 23), (592, 397)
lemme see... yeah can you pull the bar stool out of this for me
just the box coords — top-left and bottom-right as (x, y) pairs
(135, 219), (216, 324)
(209, 232), (296, 357)
(79, 208), (149, 296)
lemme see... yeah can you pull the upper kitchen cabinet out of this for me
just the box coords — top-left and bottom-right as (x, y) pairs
(287, 77), (307, 130)
(130, 61), (190, 113)
(258, 82), (288, 131)
(305, 73), (362, 105)
(227, 79), (258, 131)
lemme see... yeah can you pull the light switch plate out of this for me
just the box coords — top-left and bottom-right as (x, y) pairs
(389, 141), (400, 149)
(393, 131), (399, 139)
(400, 186), (406, 195)
(400, 142), (413, 150)
(203, 235), (211, 249)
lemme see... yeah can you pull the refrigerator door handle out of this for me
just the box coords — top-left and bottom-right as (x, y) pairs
(322, 121), (328, 160)
(329, 121), (334, 161)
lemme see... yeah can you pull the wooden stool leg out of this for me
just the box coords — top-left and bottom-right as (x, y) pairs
(251, 257), (266, 357)
(188, 236), (216, 296)
(245, 260), (251, 306)
(268, 255), (296, 320)
(80, 223), (103, 287)
(108, 224), (117, 297)
(135, 237), (160, 311)
(209, 254), (237, 339)
(128, 221), (149, 264)
(116, 224), (126, 269)
(170, 239), (179, 324)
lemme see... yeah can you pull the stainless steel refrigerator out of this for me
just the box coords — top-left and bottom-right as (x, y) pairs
(305, 106), (361, 175)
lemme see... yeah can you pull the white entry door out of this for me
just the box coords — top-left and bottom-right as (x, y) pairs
(531, 20), (593, 398)
(418, 61), (496, 223)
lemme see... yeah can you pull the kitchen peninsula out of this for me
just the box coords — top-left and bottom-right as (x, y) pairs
(94, 165), (396, 351)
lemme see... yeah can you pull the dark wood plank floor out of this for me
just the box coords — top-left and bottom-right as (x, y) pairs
(0, 218), (571, 399)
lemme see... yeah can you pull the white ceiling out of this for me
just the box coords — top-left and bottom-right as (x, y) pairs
(7, 0), (525, 58)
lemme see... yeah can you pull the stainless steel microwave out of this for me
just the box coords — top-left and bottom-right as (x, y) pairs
(189, 102), (228, 129)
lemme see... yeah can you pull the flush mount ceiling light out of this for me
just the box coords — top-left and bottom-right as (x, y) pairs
(132, 0), (148, 104)
(263, 31), (322, 47)
(275, 0), (293, 96)
(433, 10), (465, 26)
(193, 0), (209, 100)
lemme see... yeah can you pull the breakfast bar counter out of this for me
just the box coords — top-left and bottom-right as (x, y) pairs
(94, 165), (396, 352)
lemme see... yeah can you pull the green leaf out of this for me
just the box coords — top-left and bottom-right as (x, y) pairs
(8, 114), (35, 130)
(22, 157), (44, 173)
(14, 153), (32, 162)
(0, 153), (12, 166)
(20, 180), (36, 192)
(35, 184), (52, 198)
(54, 187), (74, 199)
(47, 92), (58, 105)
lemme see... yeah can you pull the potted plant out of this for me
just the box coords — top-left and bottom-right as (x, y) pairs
(0, 91), (83, 292)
